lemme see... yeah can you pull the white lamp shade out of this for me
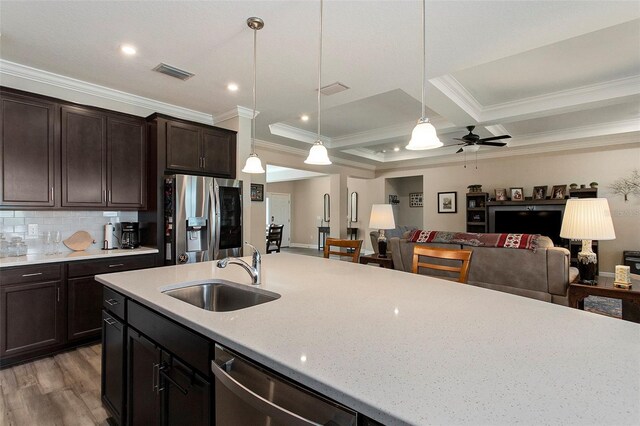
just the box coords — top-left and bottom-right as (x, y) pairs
(304, 142), (332, 165)
(462, 144), (480, 153)
(406, 120), (443, 150)
(241, 153), (265, 174)
(369, 204), (396, 229)
(560, 198), (616, 240)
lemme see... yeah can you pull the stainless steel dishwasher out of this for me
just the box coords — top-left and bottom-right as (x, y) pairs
(211, 344), (357, 426)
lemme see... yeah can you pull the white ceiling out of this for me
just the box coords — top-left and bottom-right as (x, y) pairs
(1, 1), (638, 169)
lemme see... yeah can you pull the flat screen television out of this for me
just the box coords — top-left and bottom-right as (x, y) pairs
(489, 205), (565, 245)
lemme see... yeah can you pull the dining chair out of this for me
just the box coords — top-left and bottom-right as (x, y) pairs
(323, 238), (362, 263)
(266, 224), (284, 254)
(411, 246), (473, 283)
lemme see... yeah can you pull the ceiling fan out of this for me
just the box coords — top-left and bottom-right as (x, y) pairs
(452, 126), (511, 153)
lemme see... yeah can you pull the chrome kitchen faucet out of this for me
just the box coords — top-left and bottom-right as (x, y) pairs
(216, 242), (261, 286)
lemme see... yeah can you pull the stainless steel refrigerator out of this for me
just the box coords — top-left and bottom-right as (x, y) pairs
(164, 175), (242, 264)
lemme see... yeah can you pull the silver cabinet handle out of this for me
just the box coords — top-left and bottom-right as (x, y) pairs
(152, 362), (157, 392)
(21, 272), (43, 277)
(211, 360), (317, 425)
(104, 298), (119, 306)
(57, 287), (60, 302)
(202, 157), (206, 169)
(108, 264), (124, 268)
(51, 187), (54, 202)
(103, 317), (116, 326)
(103, 190), (107, 203)
(108, 190), (112, 203)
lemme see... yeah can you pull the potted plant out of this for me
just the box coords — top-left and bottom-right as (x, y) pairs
(569, 183), (578, 189)
(590, 182), (598, 188)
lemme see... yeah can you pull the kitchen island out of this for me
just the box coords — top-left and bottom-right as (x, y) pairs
(96, 253), (640, 425)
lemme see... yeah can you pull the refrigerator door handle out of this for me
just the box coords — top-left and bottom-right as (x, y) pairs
(213, 181), (222, 260)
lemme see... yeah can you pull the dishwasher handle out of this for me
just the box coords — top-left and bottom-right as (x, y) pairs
(211, 359), (318, 426)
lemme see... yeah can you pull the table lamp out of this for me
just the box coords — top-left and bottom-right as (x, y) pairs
(369, 204), (396, 258)
(560, 198), (615, 285)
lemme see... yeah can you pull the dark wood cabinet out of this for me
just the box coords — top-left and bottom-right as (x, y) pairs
(0, 264), (64, 359)
(162, 355), (211, 426)
(61, 105), (107, 207)
(102, 310), (126, 425)
(153, 114), (236, 178)
(108, 116), (147, 209)
(0, 90), (57, 207)
(166, 121), (201, 171)
(67, 276), (103, 341)
(128, 329), (162, 426)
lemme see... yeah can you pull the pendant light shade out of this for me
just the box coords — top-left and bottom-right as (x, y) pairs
(406, 0), (441, 151)
(305, 0), (332, 166)
(304, 141), (331, 165)
(242, 153), (265, 173)
(406, 118), (442, 150)
(243, 17), (265, 174)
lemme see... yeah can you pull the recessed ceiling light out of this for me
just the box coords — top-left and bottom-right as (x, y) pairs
(227, 83), (239, 92)
(381, 149), (387, 153)
(301, 114), (309, 122)
(394, 147), (400, 152)
(120, 44), (137, 56)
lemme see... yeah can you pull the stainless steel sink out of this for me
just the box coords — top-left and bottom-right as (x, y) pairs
(162, 280), (280, 312)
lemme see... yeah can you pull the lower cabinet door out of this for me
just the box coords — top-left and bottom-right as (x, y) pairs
(0, 280), (63, 358)
(161, 355), (211, 426)
(128, 329), (161, 426)
(68, 276), (103, 341)
(102, 310), (125, 424)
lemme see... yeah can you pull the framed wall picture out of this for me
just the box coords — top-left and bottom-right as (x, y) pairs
(495, 188), (507, 201)
(510, 187), (524, 201)
(533, 185), (547, 200)
(437, 191), (457, 213)
(250, 183), (264, 202)
(551, 184), (567, 199)
(409, 192), (423, 207)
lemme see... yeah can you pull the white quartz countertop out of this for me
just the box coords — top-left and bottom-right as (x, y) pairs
(96, 253), (640, 425)
(0, 247), (158, 268)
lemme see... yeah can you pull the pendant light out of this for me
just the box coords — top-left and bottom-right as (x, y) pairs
(304, 0), (332, 165)
(406, 0), (442, 151)
(242, 17), (266, 174)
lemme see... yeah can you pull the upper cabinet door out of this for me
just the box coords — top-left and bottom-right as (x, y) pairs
(166, 121), (201, 172)
(61, 106), (107, 207)
(201, 128), (236, 178)
(0, 92), (56, 207)
(108, 116), (147, 209)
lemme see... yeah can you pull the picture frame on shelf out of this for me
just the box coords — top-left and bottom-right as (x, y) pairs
(533, 185), (547, 200)
(510, 187), (524, 201)
(551, 184), (567, 199)
(495, 188), (507, 201)
(409, 192), (423, 208)
(389, 194), (399, 205)
(437, 191), (457, 214)
(250, 183), (264, 202)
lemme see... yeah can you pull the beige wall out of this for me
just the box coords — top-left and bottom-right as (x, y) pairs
(376, 142), (640, 273)
(387, 176), (424, 227)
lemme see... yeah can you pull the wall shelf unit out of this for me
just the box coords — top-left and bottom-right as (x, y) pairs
(466, 192), (489, 233)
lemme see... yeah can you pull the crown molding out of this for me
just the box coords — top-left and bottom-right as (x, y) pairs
(429, 75), (483, 121)
(0, 60), (214, 124)
(213, 106), (256, 123)
(508, 119), (640, 147)
(484, 124), (509, 137)
(268, 122), (332, 146)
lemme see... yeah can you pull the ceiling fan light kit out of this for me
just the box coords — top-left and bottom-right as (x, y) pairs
(241, 16), (266, 174)
(406, 0), (442, 152)
(304, 0), (332, 166)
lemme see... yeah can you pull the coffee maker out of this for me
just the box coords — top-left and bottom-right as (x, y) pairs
(120, 222), (140, 249)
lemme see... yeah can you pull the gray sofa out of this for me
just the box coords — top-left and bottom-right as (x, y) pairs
(389, 235), (577, 305)
(369, 226), (417, 254)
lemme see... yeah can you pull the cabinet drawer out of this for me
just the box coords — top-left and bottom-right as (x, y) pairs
(128, 300), (211, 376)
(68, 254), (156, 277)
(0, 264), (62, 285)
(103, 286), (126, 320)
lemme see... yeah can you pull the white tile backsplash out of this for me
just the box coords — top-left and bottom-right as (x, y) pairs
(0, 210), (139, 254)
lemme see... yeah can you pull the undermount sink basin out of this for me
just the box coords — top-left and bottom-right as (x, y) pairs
(162, 280), (280, 312)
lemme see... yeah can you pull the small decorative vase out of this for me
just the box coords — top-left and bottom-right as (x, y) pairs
(569, 183), (578, 189)
(590, 182), (598, 188)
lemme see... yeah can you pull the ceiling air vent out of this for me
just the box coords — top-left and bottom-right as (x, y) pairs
(152, 63), (195, 81)
(319, 82), (349, 96)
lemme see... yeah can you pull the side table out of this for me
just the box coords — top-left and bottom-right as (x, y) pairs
(359, 254), (394, 269)
(317, 226), (330, 251)
(568, 275), (640, 323)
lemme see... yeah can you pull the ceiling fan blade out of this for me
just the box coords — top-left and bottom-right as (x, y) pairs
(479, 135), (511, 142)
(452, 138), (468, 142)
(477, 141), (507, 147)
(455, 148), (464, 154)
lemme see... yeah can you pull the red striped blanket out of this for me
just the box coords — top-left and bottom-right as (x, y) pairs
(407, 230), (540, 251)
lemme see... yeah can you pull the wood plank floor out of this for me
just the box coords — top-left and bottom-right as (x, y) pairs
(0, 344), (109, 426)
